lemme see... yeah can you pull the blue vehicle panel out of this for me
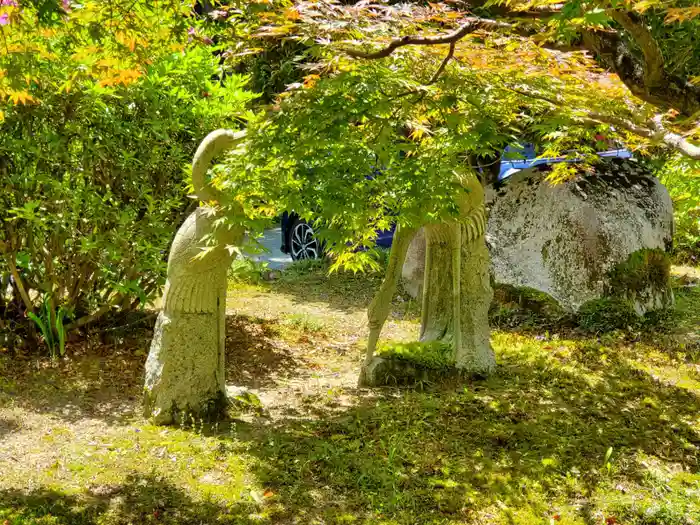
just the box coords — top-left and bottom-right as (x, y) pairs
(498, 143), (632, 181)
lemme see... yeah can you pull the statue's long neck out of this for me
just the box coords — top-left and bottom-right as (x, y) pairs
(191, 129), (248, 204)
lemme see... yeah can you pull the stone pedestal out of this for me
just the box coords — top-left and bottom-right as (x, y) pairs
(144, 305), (226, 425)
(359, 355), (458, 387)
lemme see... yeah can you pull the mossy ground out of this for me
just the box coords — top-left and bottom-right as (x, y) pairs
(376, 340), (454, 370)
(1, 260), (699, 524)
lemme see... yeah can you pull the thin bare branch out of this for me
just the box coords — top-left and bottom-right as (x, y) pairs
(649, 115), (700, 159)
(381, 42), (457, 100)
(427, 41), (456, 85)
(588, 112), (700, 160)
(342, 17), (513, 59)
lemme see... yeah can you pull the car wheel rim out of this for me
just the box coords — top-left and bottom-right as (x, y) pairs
(291, 223), (318, 259)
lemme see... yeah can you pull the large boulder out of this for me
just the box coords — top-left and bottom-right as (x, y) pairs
(403, 159), (675, 315)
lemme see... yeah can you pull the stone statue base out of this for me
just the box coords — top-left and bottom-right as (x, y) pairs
(144, 307), (226, 425)
(359, 356), (459, 387)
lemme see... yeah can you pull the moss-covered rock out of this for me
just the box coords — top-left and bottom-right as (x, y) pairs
(605, 248), (673, 315)
(485, 159), (675, 315)
(608, 248), (670, 293)
(577, 249), (675, 331)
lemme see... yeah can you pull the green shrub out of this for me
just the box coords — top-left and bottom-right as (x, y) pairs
(0, 41), (255, 350)
(228, 258), (272, 285)
(577, 298), (639, 333)
(655, 156), (700, 264)
(282, 313), (326, 334)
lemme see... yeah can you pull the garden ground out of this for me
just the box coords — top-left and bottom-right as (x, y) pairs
(1, 261), (699, 524)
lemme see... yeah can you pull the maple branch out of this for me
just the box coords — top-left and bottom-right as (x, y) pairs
(500, 84), (700, 160)
(337, 4), (700, 116)
(648, 115), (700, 160)
(607, 9), (666, 88)
(380, 41), (457, 99)
(343, 17), (513, 59)
(587, 112), (700, 160)
(427, 41), (456, 85)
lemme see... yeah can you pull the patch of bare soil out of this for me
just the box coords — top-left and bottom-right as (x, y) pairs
(224, 283), (419, 419)
(0, 328), (151, 487)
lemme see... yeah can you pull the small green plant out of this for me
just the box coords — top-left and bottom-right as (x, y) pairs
(228, 258), (271, 285)
(602, 446), (614, 475)
(282, 313), (325, 334)
(27, 294), (71, 358)
(283, 258), (328, 278)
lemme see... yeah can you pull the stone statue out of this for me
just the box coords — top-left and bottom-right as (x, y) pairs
(144, 129), (247, 425)
(419, 181), (493, 374)
(360, 172), (494, 386)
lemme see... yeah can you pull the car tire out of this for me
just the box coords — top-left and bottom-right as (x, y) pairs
(288, 218), (321, 261)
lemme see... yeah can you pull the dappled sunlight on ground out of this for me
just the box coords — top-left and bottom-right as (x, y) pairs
(0, 264), (699, 524)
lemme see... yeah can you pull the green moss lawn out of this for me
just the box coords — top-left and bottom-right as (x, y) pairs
(1, 261), (699, 524)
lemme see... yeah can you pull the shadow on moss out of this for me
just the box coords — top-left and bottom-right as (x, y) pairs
(0, 474), (260, 525)
(231, 337), (700, 524)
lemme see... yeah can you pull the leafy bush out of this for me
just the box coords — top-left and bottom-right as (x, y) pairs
(655, 156), (700, 264)
(0, 2), (255, 350)
(228, 258), (272, 285)
(577, 298), (640, 333)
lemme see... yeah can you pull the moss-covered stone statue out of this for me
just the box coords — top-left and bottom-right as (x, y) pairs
(359, 172), (494, 387)
(144, 129), (246, 425)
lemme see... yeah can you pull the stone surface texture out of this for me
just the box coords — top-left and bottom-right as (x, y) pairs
(486, 159), (673, 313)
(144, 207), (242, 424)
(144, 129), (246, 425)
(403, 159), (674, 315)
(402, 228), (426, 299)
(419, 175), (495, 375)
(361, 173), (495, 385)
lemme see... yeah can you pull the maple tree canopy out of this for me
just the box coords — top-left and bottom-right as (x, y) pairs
(224, 0), (700, 160)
